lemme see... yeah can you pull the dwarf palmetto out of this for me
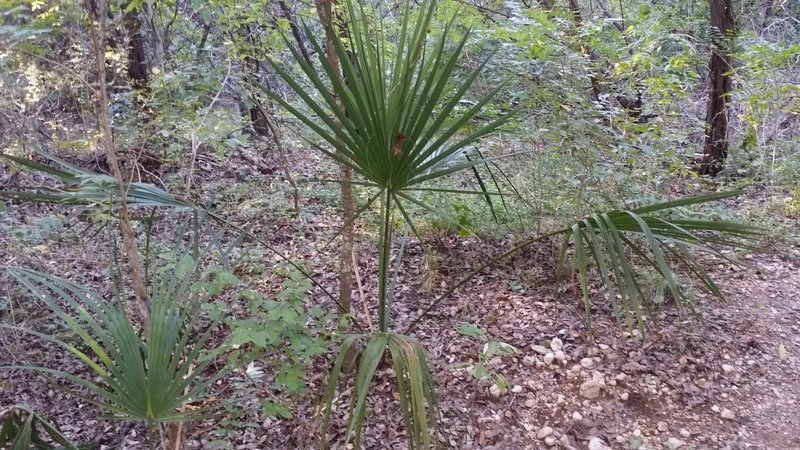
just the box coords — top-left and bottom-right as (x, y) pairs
(264, 0), (515, 446)
(0, 222), (240, 448)
(0, 405), (93, 450)
(264, 0), (519, 324)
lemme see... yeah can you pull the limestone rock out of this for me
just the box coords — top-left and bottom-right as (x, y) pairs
(588, 436), (611, 450)
(580, 372), (606, 399)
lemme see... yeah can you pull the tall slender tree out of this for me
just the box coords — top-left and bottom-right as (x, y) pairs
(84, 0), (150, 332)
(701, 0), (736, 176)
(315, 0), (355, 318)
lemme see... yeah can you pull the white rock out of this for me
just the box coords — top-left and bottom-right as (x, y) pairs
(679, 429), (691, 438)
(550, 337), (564, 352)
(665, 437), (685, 449)
(572, 411), (583, 421)
(555, 350), (566, 361)
(544, 353), (555, 365)
(720, 407), (736, 420)
(588, 436), (611, 450)
(657, 421), (669, 432)
(523, 355), (537, 367)
(722, 364), (735, 373)
(620, 392), (629, 401)
(489, 384), (503, 398)
(537, 426), (554, 440)
(531, 344), (549, 355)
(512, 385), (523, 394)
(544, 436), (557, 446)
(711, 404), (721, 413)
(579, 372), (606, 399)
(580, 357), (596, 369)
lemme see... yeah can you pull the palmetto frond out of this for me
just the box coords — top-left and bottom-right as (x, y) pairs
(406, 191), (763, 335)
(2, 264), (228, 424)
(0, 405), (93, 450)
(0, 152), (193, 210)
(321, 333), (436, 450)
(566, 191), (763, 333)
(264, 0), (514, 193)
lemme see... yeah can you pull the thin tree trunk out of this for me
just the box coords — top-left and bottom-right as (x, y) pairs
(143, 2), (165, 71)
(277, 0), (313, 66)
(85, 0), (150, 333)
(263, 111), (301, 217)
(123, 8), (149, 90)
(566, 0), (603, 101)
(316, 0), (354, 317)
(701, 0), (735, 176)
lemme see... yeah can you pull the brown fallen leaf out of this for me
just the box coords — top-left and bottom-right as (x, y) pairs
(393, 133), (408, 158)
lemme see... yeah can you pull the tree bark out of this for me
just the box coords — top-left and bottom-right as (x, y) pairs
(701, 0), (735, 176)
(565, 0), (604, 101)
(277, 0), (313, 66)
(85, 0), (150, 333)
(315, 0), (354, 317)
(123, 8), (149, 90)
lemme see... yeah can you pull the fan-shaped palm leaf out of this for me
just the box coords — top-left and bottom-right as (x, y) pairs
(0, 152), (193, 210)
(266, 0), (514, 330)
(0, 405), (93, 450)
(320, 332), (436, 450)
(405, 191), (763, 334)
(2, 267), (228, 424)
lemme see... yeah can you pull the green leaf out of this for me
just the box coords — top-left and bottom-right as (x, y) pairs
(261, 400), (293, 419)
(456, 322), (486, 339)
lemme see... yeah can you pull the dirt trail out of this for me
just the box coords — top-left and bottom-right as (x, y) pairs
(723, 256), (800, 449)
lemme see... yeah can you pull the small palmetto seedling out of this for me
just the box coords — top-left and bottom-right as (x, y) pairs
(2, 248), (232, 448)
(563, 191), (763, 334)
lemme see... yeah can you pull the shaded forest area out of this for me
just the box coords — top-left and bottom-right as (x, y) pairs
(1, 0), (799, 449)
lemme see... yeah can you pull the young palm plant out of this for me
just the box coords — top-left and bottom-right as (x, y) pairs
(403, 191), (763, 337)
(265, 0), (515, 447)
(1, 225), (237, 448)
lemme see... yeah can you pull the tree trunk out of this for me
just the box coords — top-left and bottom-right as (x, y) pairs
(123, 9), (149, 90)
(316, 0), (354, 318)
(701, 0), (735, 176)
(277, 0), (313, 66)
(85, 0), (150, 334)
(565, 0), (603, 102)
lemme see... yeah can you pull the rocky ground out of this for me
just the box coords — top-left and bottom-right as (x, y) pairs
(1, 150), (798, 449)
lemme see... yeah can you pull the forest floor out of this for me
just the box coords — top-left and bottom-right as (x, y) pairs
(1, 149), (799, 450)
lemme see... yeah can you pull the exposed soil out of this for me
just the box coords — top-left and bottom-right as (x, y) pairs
(1, 149), (798, 450)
